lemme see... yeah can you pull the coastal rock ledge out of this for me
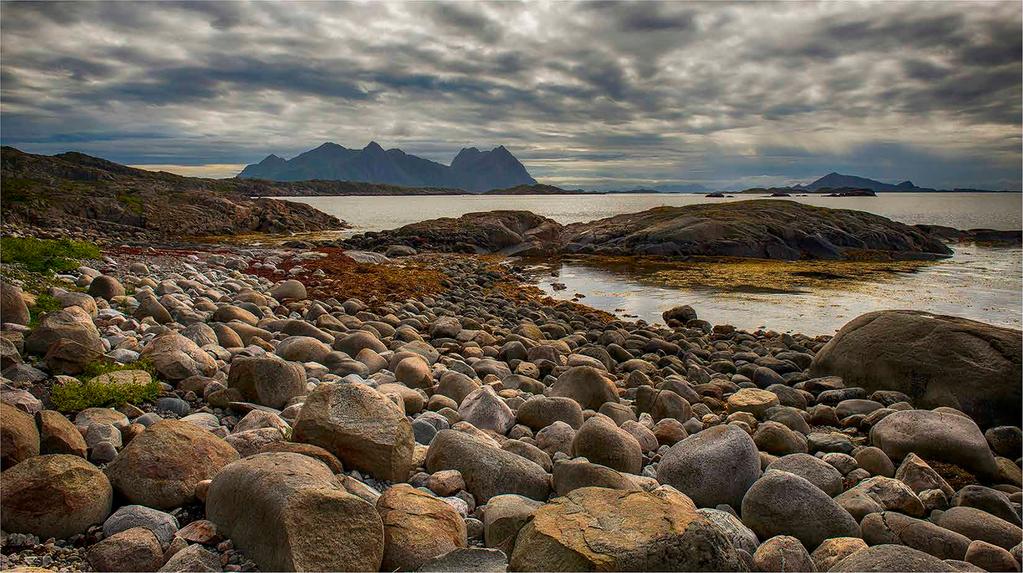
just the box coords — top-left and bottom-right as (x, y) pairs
(344, 200), (956, 261)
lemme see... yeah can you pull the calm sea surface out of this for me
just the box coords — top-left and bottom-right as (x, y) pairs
(287, 193), (1022, 334)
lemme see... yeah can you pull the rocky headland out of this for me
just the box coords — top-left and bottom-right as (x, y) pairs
(1, 214), (1021, 572)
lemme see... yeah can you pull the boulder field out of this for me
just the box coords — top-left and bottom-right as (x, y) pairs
(0, 241), (1020, 572)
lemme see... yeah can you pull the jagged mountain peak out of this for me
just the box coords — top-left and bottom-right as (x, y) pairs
(238, 141), (535, 192)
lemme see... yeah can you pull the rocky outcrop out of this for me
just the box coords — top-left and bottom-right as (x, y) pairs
(562, 201), (953, 260)
(344, 210), (563, 256)
(810, 310), (1022, 428)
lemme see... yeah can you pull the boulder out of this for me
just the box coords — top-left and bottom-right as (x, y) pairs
(509, 486), (744, 571)
(458, 386), (515, 435)
(105, 420), (239, 510)
(741, 470), (861, 550)
(753, 535), (816, 572)
(227, 357), (306, 409)
(810, 537), (868, 572)
(726, 388), (779, 418)
(548, 366), (618, 410)
(417, 547), (508, 572)
(158, 543), (221, 572)
(377, 484), (467, 571)
(870, 410), (999, 480)
(934, 506), (1023, 550)
(270, 279), (307, 301)
(293, 382), (415, 482)
(1, 454), (112, 539)
(140, 332), (217, 381)
(810, 311), (1022, 428)
(571, 415), (642, 474)
(1, 282), (30, 325)
(87, 276), (126, 300)
(656, 424), (760, 508)
(24, 306), (103, 357)
(1, 402), (39, 468)
(207, 452), (383, 571)
(276, 336), (332, 364)
(515, 396), (583, 430)
(103, 505), (179, 547)
(552, 458), (641, 496)
(860, 511), (970, 561)
(87, 527), (164, 572)
(483, 494), (543, 555)
(335, 331), (387, 357)
(766, 453), (843, 497)
(830, 544), (957, 572)
(964, 540), (1020, 572)
(425, 430), (549, 502)
(835, 476), (925, 521)
(36, 409), (87, 458)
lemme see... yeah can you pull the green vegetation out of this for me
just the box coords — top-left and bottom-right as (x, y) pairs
(0, 177), (44, 204)
(28, 292), (62, 327)
(0, 237), (101, 273)
(50, 359), (161, 413)
(116, 190), (144, 214)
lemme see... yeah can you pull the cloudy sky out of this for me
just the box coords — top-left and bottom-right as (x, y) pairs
(2, 1), (1020, 190)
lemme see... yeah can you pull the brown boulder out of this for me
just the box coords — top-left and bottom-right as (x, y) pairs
(1, 402), (39, 469)
(1, 454), (112, 539)
(376, 484), (467, 571)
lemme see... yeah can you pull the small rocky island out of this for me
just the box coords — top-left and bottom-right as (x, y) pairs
(1, 148), (1021, 573)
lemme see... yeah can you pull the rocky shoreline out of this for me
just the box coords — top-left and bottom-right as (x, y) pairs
(1, 218), (1021, 573)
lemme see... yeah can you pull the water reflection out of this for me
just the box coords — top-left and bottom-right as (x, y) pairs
(524, 244), (1022, 335)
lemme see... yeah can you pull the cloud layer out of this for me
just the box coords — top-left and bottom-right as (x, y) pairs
(2, 1), (1020, 190)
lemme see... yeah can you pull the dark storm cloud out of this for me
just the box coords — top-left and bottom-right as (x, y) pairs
(1, 0), (1019, 190)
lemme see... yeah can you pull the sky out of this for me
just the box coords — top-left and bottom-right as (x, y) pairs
(1, 1), (1020, 191)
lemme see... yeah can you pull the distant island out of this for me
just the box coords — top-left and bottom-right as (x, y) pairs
(238, 141), (537, 192)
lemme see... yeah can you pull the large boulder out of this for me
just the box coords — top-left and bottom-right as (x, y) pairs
(1, 454), (112, 539)
(87, 527), (164, 572)
(227, 357), (307, 409)
(860, 511), (970, 561)
(810, 311), (1022, 428)
(509, 486), (744, 571)
(425, 429), (549, 502)
(870, 409), (999, 480)
(105, 420), (239, 510)
(656, 424), (760, 509)
(140, 332), (217, 381)
(766, 453), (843, 497)
(741, 470), (861, 550)
(549, 366), (618, 410)
(483, 494), (543, 555)
(293, 382), (415, 482)
(571, 415), (642, 474)
(207, 452), (384, 571)
(516, 396), (584, 430)
(376, 484), (467, 571)
(24, 306), (103, 357)
(36, 409), (87, 458)
(1, 402), (39, 469)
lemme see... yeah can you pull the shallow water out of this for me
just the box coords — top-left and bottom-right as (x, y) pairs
(288, 192), (1023, 232)
(528, 244), (1022, 335)
(285, 192), (1022, 334)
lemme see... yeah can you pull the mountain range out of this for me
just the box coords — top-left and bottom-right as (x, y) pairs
(238, 142), (537, 192)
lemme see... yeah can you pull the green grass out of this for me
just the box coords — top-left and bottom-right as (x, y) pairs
(50, 359), (161, 413)
(28, 292), (62, 327)
(0, 237), (101, 274)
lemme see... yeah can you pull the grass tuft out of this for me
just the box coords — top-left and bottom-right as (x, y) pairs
(50, 359), (161, 413)
(1, 237), (101, 274)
